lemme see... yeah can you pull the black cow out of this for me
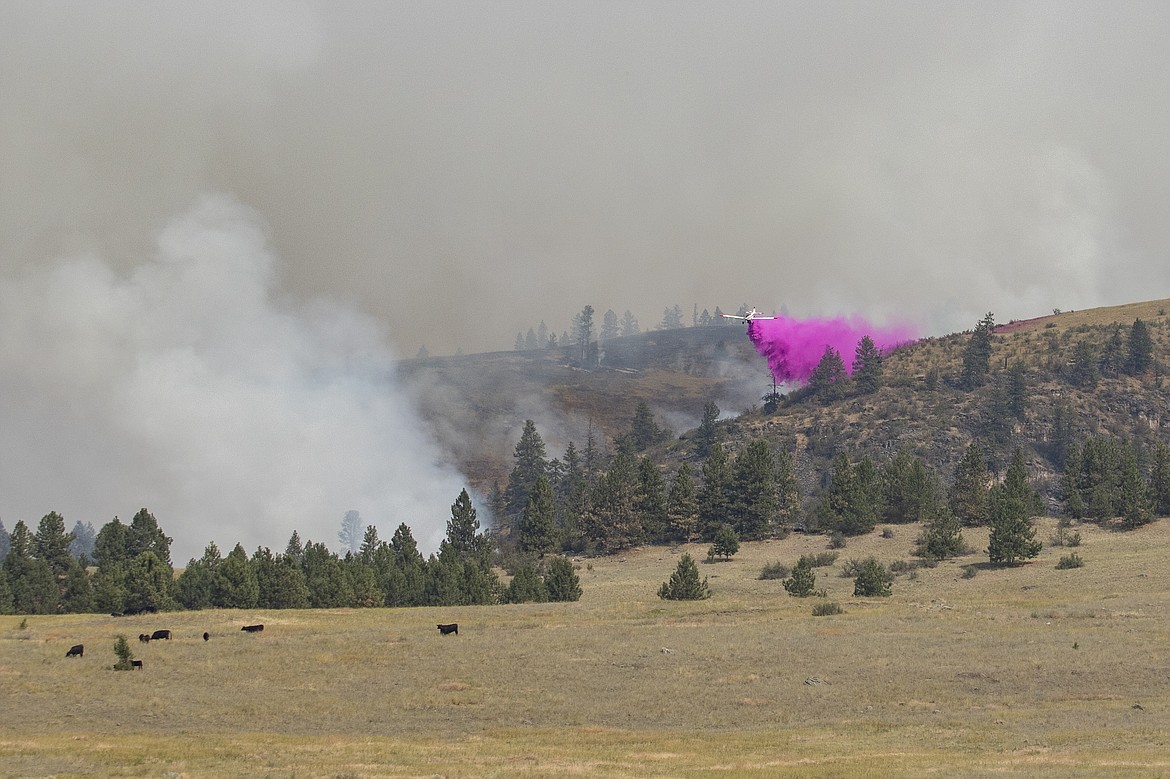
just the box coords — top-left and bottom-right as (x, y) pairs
(138, 633), (151, 643)
(122, 605), (158, 616)
(130, 659), (144, 669)
(65, 644), (84, 657)
(437, 623), (459, 636)
(203, 632), (210, 641)
(241, 624), (264, 633)
(149, 629), (171, 641)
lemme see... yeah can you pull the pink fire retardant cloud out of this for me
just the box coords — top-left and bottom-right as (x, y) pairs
(746, 315), (917, 384)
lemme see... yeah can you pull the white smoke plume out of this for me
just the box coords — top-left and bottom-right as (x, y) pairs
(0, 194), (465, 562)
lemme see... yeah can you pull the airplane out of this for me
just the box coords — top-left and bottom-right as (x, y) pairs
(720, 307), (776, 322)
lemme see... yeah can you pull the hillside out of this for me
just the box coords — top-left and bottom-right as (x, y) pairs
(402, 299), (1170, 513)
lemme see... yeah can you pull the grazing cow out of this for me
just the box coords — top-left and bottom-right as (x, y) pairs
(436, 623), (459, 636)
(138, 633), (151, 643)
(203, 632), (210, 641)
(65, 644), (84, 657)
(241, 624), (264, 633)
(122, 605), (158, 616)
(149, 629), (171, 641)
(130, 660), (144, 669)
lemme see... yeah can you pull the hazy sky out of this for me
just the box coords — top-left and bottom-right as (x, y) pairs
(3, 2), (1170, 559)
(5, 2), (1169, 355)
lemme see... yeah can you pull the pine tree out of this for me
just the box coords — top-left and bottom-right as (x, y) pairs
(961, 312), (995, 389)
(217, 544), (260, 609)
(112, 634), (135, 671)
(123, 551), (172, 613)
(68, 521), (97, 562)
(657, 553), (710, 600)
(600, 309), (619, 342)
(774, 447), (801, 526)
(694, 401), (720, 457)
(665, 463), (699, 542)
(707, 524), (740, 561)
(809, 345), (848, 402)
(338, 510), (363, 555)
(544, 556), (582, 602)
(852, 335), (884, 394)
(1149, 443), (1170, 516)
(503, 564), (548, 603)
(127, 508), (172, 566)
(519, 475), (560, 555)
(727, 439), (778, 539)
(697, 445), (731, 540)
(783, 557), (818, 597)
(621, 310), (639, 337)
(389, 523), (427, 607)
(94, 517), (131, 569)
(4, 521), (59, 614)
(881, 450), (945, 524)
(635, 457), (669, 543)
(59, 557), (95, 613)
(1061, 442), (1086, 519)
(817, 452), (879, 536)
(950, 443), (990, 526)
(1118, 443), (1152, 529)
(1069, 339), (1099, 388)
(0, 519), (9, 565)
(913, 506), (965, 561)
(581, 453), (643, 552)
(987, 449), (1043, 565)
(629, 401), (664, 451)
(358, 525), (381, 564)
(33, 511), (75, 583)
(1127, 318), (1154, 375)
(504, 420), (549, 523)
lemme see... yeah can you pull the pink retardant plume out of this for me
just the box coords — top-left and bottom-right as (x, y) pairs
(747, 315), (917, 384)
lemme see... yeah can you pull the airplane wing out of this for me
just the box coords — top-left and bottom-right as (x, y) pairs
(720, 313), (749, 321)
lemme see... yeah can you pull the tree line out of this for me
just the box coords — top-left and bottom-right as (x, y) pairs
(0, 495), (581, 616)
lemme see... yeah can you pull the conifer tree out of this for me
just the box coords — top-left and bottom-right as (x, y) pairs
(621, 310), (639, 337)
(504, 420), (549, 522)
(68, 520), (97, 562)
(783, 557), (819, 597)
(123, 551), (172, 614)
(817, 452), (879, 536)
(217, 544), (259, 609)
(1127, 318), (1154, 375)
(33, 511), (75, 584)
(629, 401), (664, 451)
(112, 634), (135, 671)
(852, 335), (884, 394)
(697, 444), (731, 540)
(581, 452), (643, 552)
(728, 439), (778, 539)
(94, 517), (131, 569)
(665, 463), (699, 542)
(338, 510), (363, 555)
(600, 309), (619, 342)
(1149, 443), (1170, 516)
(1118, 443), (1152, 529)
(881, 450), (945, 525)
(961, 312), (995, 389)
(127, 508), (172, 566)
(987, 449), (1043, 565)
(503, 564), (548, 603)
(635, 457), (669, 543)
(518, 475), (559, 555)
(809, 345), (848, 402)
(774, 447), (801, 526)
(913, 506), (965, 561)
(708, 524), (740, 561)
(657, 553), (710, 600)
(389, 523), (427, 607)
(1061, 442), (1086, 519)
(694, 401), (720, 458)
(544, 556), (583, 602)
(1070, 339), (1099, 388)
(60, 557), (95, 613)
(950, 443), (991, 526)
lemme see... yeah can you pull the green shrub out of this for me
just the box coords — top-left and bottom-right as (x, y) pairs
(658, 554), (710, 600)
(799, 551), (838, 569)
(961, 565), (978, 579)
(1055, 553), (1084, 570)
(783, 559), (824, 598)
(852, 557), (893, 597)
(812, 601), (843, 617)
(758, 562), (790, 581)
(828, 531), (847, 549)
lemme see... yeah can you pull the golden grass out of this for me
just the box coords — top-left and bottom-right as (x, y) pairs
(4, 518), (1170, 777)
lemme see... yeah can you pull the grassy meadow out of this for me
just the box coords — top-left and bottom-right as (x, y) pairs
(3, 518), (1169, 777)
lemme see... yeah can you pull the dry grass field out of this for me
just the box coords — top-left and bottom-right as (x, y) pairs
(3, 518), (1170, 777)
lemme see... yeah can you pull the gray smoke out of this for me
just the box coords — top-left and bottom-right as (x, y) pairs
(4, 3), (1169, 359)
(0, 195), (464, 562)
